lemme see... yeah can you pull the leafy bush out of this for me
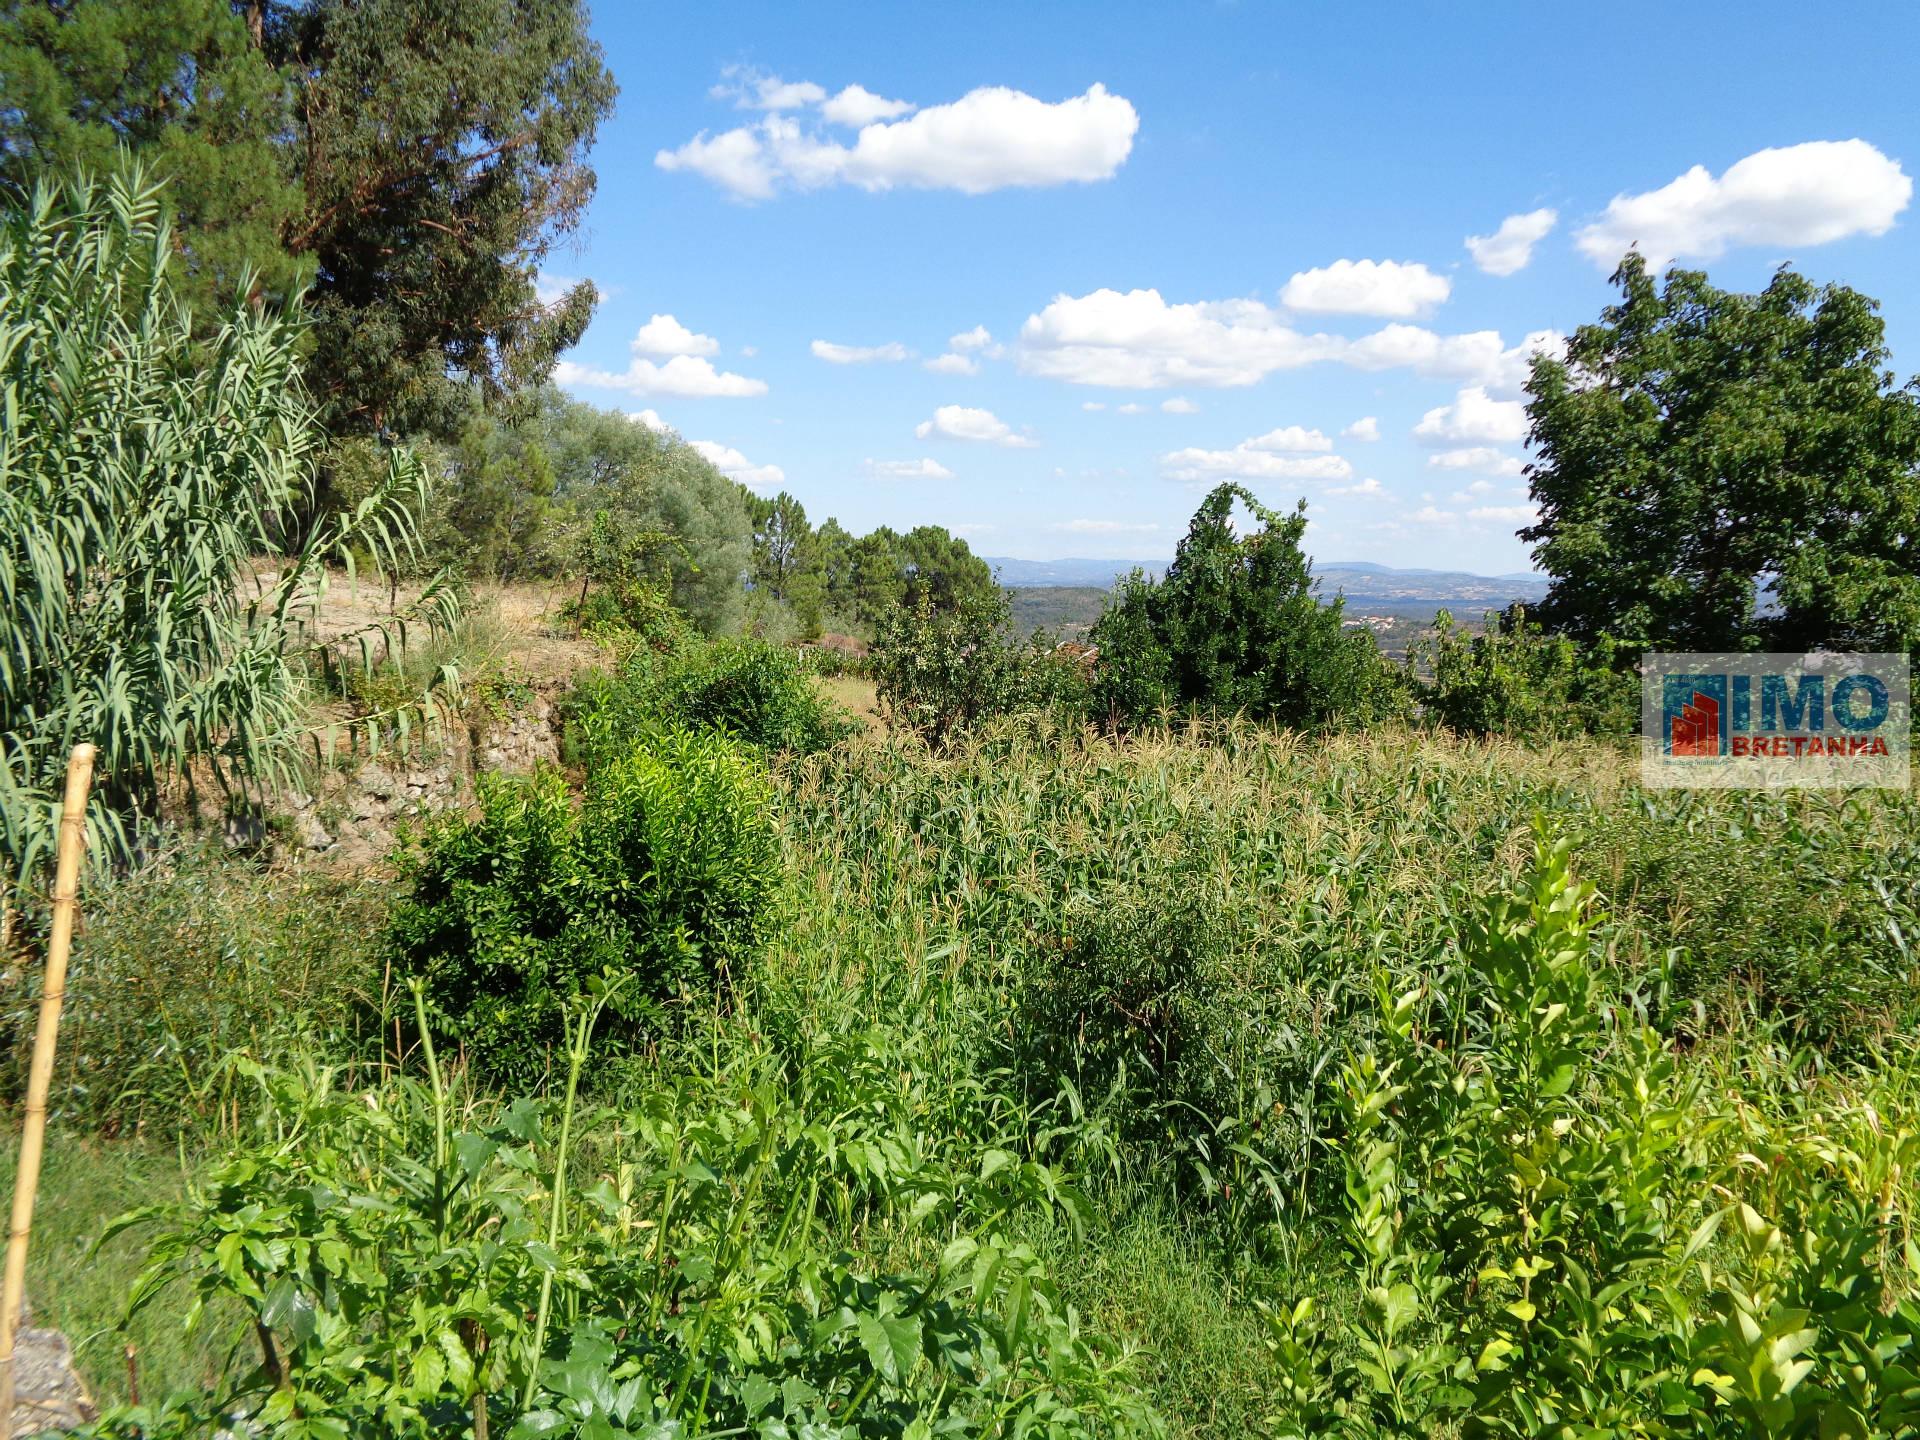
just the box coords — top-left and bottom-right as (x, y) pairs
(1089, 484), (1402, 731)
(1017, 871), (1237, 1141)
(564, 636), (857, 767)
(388, 729), (777, 1085)
(801, 644), (872, 680)
(0, 163), (453, 887)
(667, 639), (862, 754)
(1411, 604), (1637, 741)
(86, 1015), (1160, 1438)
(872, 590), (1090, 748)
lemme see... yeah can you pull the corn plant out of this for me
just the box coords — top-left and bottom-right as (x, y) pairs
(1265, 828), (1920, 1437)
(0, 162), (456, 890)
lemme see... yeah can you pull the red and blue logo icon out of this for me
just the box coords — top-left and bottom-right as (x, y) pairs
(1663, 675), (1726, 758)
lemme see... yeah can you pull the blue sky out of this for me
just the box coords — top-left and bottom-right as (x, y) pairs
(546, 1), (1920, 574)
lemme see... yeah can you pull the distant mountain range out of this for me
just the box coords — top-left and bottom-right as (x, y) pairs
(984, 555), (1547, 614)
(1314, 563), (1547, 614)
(984, 557), (1163, 587)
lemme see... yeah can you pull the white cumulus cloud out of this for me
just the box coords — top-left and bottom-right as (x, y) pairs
(1161, 396), (1199, 414)
(1426, 447), (1527, 477)
(811, 339), (911, 364)
(1280, 259), (1451, 318)
(1575, 140), (1912, 270)
(1413, 385), (1528, 446)
(1246, 424), (1333, 453)
(554, 351), (767, 399)
(711, 68), (826, 111)
(839, 83), (1137, 193)
(924, 352), (979, 375)
(1466, 209), (1559, 276)
(1342, 416), (1381, 442)
(822, 84), (913, 127)
(655, 127), (780, 200)
(1338, 324), (1564, 393)
(632, 313), (719, 357)
(1019, 288), (1323, 388)
(864, 457), (956, 480)
(689, 439), (784, 490)
(1160, 439), (1353, 485)
(628, 409), (671, 432)
(658, 81), (1137, 200)
(950, 325), (994, 351)
(1327, 477), (1385, 497)
(1016, 286), (1560, 392)
(915, 404), (1036, 447)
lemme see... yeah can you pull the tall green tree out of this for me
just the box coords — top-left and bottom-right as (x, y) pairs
(897, 524), (998, 614)
(1525, 254), (1920, 654)
(0, 0), (308, 315)
(798, 521), (996, 632)
(266, 0), (615, 436)
(538, 395), (752, 634)
(433, 409), (558, 583)
(747, 491), (811, 601)
(0, 0), (615, 438)
(1090, 483), (1396, 728)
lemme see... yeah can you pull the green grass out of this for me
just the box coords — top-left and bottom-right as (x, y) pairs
(0, 1137), (231, 1408)
(3, 846), (390, 1137)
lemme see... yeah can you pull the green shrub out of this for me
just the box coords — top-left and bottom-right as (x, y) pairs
(667, 638), (861, 754)
(564, 637), (856, 767)
(1018, 871), (1237, 1139)
(387, 729), (777, 1085)
(872, 590), (1090, 748)
(800, 644), (871, 680)
(569, 574), (692, 645)
(1265, 832), (1920, 1436)
(1411, 604), (1637, 741)
(84, 1013), (1160, 1438)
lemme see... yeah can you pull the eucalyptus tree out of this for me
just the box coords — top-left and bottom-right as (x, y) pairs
(0, 0), (616, 439)
(0, 165), (453, 887)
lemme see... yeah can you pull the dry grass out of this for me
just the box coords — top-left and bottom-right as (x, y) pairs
(292, 571), (608, 685)
(816, 674), (885, 735)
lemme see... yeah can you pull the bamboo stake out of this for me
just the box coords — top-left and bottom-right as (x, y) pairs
(0, 744), (96, 1439)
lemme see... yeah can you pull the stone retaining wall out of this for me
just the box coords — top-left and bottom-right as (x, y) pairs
(281, 686), (564, 866)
